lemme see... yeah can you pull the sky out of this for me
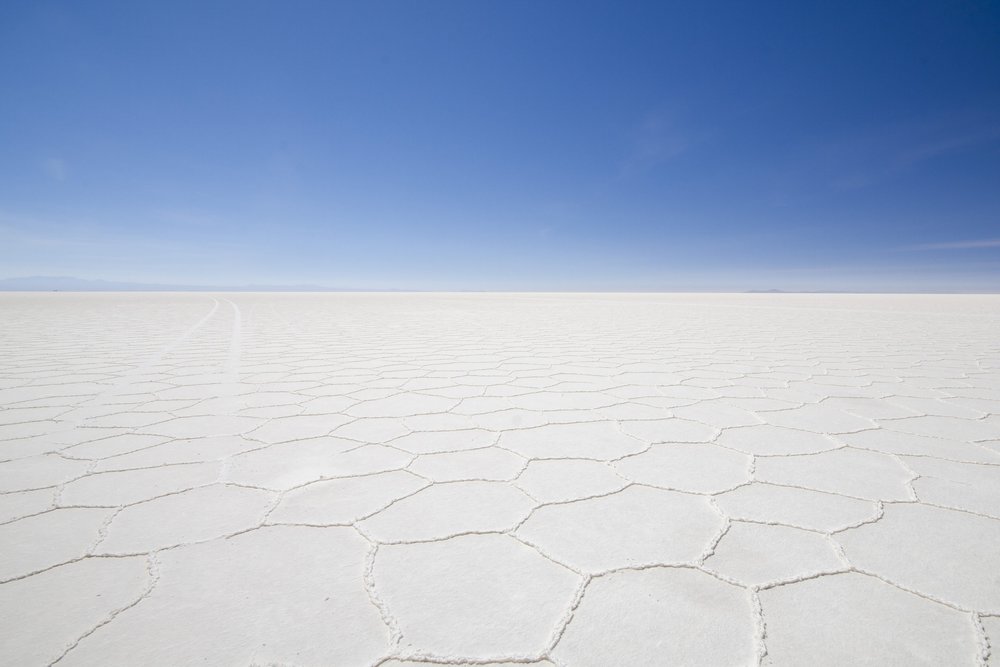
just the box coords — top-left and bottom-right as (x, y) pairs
(1, 1), (999, 292)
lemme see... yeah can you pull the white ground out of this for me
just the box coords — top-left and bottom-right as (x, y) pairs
(1, 292), (999, 666)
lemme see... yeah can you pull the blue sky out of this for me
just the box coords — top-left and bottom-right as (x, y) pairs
(1, 1), (999, 291)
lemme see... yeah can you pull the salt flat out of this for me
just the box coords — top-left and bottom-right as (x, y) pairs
(1, 292), (999, 666)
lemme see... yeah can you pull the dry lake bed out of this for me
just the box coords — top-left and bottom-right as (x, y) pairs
(1, 291), (999, 666)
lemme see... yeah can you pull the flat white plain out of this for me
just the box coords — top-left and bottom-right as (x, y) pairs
(1, 292), (999, 666)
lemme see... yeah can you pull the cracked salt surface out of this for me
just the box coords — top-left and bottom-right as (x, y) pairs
(1, 292), (999, 666)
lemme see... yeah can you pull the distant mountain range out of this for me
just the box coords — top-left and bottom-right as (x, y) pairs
(0, 276), (368, 292)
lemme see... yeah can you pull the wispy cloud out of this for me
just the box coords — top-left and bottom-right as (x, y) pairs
(899, 239), (1000, 251)
(153, 209), (225, 227)
(618, 113), (697, 177)
(894, 126), (1000, 168)
(42, 157), (68, 182)
(813, 111), (1000, 191)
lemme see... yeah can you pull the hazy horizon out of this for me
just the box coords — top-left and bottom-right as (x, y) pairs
(3, 275), (1000, 295)
(2, 2), (999, 292)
